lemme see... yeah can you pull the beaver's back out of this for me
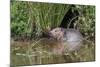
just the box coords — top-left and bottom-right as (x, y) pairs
(63, 29), (83, 41)
(62, 29), (83, 51)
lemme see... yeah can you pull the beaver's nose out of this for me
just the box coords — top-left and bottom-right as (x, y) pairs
(48, 32), (52, 37)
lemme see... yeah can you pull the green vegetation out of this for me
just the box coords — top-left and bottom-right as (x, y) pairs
(10, 1), (95, 66)
(11, 1), (95, 40)
(11, 1), (70, 39)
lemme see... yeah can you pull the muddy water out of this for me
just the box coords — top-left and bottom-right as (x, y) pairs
(10, 38), (95, 66)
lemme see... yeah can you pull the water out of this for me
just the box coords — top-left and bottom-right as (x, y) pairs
(10, 38), (95, 66)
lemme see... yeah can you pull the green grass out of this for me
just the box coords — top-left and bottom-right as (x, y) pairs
(11, 1), (70, 38)
(11, 1), (95, 40)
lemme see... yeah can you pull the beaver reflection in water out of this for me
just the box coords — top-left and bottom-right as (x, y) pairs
(49, 27), (83, 54)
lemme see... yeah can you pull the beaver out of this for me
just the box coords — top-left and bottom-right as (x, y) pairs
(49, 27), (83, 52)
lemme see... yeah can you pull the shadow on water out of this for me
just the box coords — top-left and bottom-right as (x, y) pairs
(10, 38), (95, 66)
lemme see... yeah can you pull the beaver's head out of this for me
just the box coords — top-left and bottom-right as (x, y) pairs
(49, 28), (64, 40)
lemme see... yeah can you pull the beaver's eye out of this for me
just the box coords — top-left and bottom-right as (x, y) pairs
(55, 30), (57, 32)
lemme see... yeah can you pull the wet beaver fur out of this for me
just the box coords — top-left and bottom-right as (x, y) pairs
(49, 27), (83, 52)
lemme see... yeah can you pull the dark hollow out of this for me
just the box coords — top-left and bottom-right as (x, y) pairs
(59, 5), (79, 28)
